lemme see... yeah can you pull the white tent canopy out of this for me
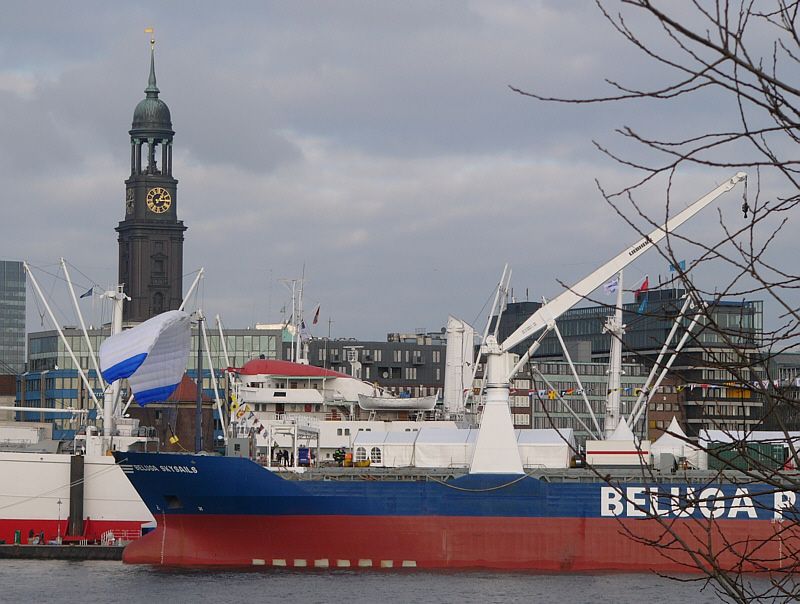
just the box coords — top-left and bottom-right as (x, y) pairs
(352, 431), (416, 467)
(652, 417), (706, 470)
(517, 428), (574, 469)
(699, 429), (800, 445)
(353, 428), (573, 469)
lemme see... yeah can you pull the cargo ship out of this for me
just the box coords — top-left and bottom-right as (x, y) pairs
(114, 449), (800, 571)
(115, 173), (794, 571)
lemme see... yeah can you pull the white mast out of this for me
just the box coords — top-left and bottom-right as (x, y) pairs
(603, 270), (625, 438)
(280, 275), (309, 364)
(103, 284), (128, 439)
(23, 262), (105, 417)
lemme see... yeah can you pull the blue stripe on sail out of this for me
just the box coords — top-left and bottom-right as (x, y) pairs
(135, 382), (182, 406)
(102, 353), (148, 383)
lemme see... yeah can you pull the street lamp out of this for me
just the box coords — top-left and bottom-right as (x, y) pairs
(57, 499), (62, 544)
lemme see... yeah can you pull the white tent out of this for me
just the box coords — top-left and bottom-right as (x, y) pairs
(353, 427), (576, 469)
(516, 428), (574, 469)
(352, 431), (416, 467)
(699, 429), (800, 445)
(652, 417), (706, 470)
(585, 420), (651, 466)
(413, 428), (477, 468)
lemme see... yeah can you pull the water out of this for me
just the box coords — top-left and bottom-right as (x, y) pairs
(0, 560), (754, 603)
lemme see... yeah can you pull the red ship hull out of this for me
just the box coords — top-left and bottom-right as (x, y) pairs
(123, 513), (800, 572)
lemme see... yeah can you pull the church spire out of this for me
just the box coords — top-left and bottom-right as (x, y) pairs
(145, 31), (159, 97)
(118, 31), (186, 324)
(145, 47), (159, 97)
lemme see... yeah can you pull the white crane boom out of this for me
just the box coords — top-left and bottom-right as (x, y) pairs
(470, 171), (747, 475)
(500, 172), (747, 354)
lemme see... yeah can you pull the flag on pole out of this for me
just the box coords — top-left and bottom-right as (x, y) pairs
(636, 276), (648, 313)
(80, 287), (93, 298)
(145, 28), (153, 33)
(669, 260), (686, 272)
(312, 305), (320, 324)
(603, 277), (619, 296)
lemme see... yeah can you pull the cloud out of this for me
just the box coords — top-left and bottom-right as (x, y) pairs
(4, 1), (797, 342)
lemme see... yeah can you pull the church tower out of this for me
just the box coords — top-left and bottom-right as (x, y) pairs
(117, 37), (186, 324)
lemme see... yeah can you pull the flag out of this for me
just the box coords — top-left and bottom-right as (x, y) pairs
(634, 277), (649, 299)
(80, 287), (93, 298)
(603, 277), (619, 295)
(669, 260), (686, 272)
(300, 320), (311, 340)
(279, 305), (286, 314)
(145, 28), (153, 33)
(637, 296), (647, 314)
(312, 305), (320, 324)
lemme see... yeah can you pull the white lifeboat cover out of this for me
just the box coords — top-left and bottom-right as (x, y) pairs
(99, 310), (192, 406)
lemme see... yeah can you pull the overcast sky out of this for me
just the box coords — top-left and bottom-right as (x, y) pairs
(3, 1), (791, 341)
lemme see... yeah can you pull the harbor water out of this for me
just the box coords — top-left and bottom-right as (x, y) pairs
(0, 559), (770, 603)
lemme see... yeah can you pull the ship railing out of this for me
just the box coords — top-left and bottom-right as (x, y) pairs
(278, 413), (321, 429)
(100, 528), (142, 545)
(321, 389), (347, 403)
(0, 438), (36, 448)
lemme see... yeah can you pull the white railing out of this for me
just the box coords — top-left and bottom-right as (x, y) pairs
(100, 528), (142, 545)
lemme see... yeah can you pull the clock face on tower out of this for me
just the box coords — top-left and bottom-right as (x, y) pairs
(147, 187), (172, 213)
(125, 188), (134, 215)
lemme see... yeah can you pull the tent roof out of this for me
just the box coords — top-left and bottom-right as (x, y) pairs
(608, 420), (635, 441)
(415, 428), (476, 444)
(353, 431), (417, 446)
(515, 428), (573, 446)
(699, 429), (800, 445)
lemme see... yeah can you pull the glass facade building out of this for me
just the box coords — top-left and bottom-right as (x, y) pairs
(0, 261), (25, 375)
(494, 287), (765, 437)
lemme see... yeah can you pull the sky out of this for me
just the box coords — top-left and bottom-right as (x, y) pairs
(2, 1), (795, 343)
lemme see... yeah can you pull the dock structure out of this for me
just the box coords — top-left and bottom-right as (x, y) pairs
(0, 544), (124, 560)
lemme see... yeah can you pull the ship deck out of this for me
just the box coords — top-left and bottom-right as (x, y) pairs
(266, 463), (787, 485)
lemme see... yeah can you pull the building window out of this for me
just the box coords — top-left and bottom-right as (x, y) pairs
(514, 414), (531, 426)
(370, 447), (382, 464)
(355, 447), (367, 462)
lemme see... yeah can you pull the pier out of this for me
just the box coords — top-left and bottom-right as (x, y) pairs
(0, 544), (124, 560)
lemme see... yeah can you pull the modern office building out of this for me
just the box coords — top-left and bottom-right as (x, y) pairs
(296, 330), (446, 400)
(0, 261), (25, 376)
(758, 350), (800, 431)
(493, 286), (765, 438)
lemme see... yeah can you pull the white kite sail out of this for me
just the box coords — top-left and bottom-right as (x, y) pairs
(99, 310), (192, 406)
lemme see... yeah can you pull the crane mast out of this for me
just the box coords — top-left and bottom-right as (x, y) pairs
(469, 172), (747, 474)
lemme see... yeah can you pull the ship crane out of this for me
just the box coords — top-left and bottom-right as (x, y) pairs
(470, 172), (747, 474)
